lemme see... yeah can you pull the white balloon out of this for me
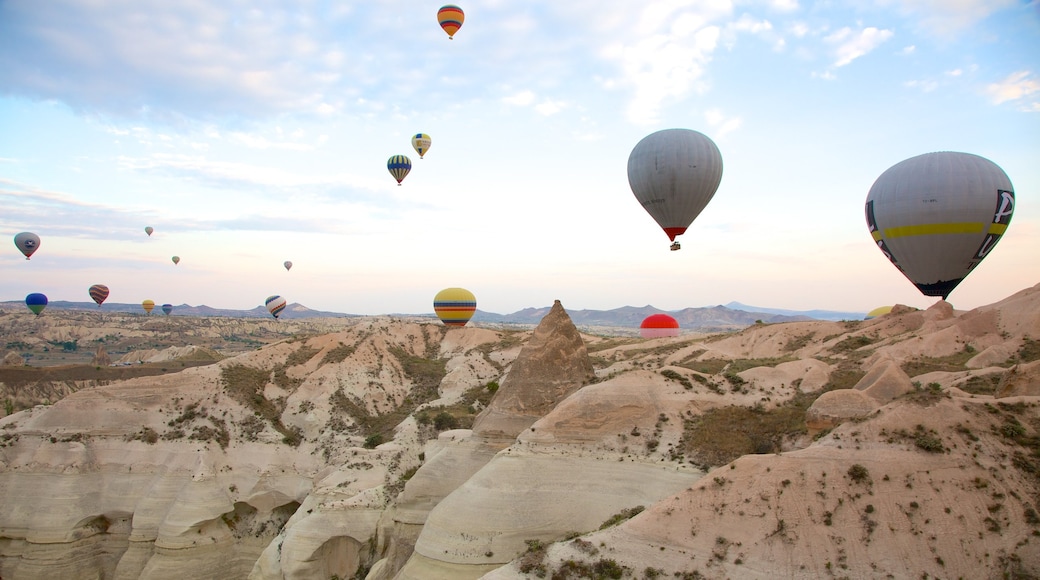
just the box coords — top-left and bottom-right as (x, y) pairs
(865, 151), (1015, 300)
(628, 129), (723, 243)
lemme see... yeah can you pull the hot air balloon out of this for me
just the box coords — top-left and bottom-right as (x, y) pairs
(640, 313), (680, 338)
(387, 155), (412, 185)
(89, 284), (110, 306)
(865, 151), (1015, 301)
(412, 133), (432, 159)
(627, 129), (724, 251)
(864, 305), (893, 320)
(171, 256), (180, 265)
(25, 293), (48, 316)
(14, 232), (40, 260)
(142, 299), (155, 314)
(145, 226), (154, 236)
(162, 303), (173, 315)
(266, 295), (287, 319)
(284, 261), (293, 271)
(437, 5), (464, 39)
(433, 287), (476, 326)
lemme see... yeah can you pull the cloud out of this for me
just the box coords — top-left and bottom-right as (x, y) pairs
(502, 91), (537, 107)
(0, 2), (419, 121)
(704, 108), (742, 138)
(893, 0), (1019, 36)
(534, 99), (566, 116)
(825, 26), (894, 67)
(598, 2), (731, 125)
(985, 70), (1040, 108)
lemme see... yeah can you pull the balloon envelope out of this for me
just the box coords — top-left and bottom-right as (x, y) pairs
(25, 293), (48, 316)
(284, 261), (293, 271)
(627, 129), (723, 242)
(145, 226), (154, 236)
(437, 5), (464, 38)
(14, 232), (41, 260)
(142, 299), (155, 314)
(864, 305), (893, 320)
(433, 287), (476, 326)
(266, 295), (287, 319)
(387, 155), (412, 185)
(865, 151), (1015, 300)
(640, 313), (680, 338)
(88, 284), (110, 306)
(171, 256), (180, 265)
(162, 304), (173, 316)
(411, 133), (432, 158)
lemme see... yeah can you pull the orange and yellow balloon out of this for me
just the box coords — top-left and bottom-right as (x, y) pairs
(142, 300), (155, 314)
(437, 5), (464, 39)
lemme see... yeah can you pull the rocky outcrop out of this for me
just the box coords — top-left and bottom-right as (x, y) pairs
(3, 351), (24, 366)
(854, 356), (914, 404)
(92, 345), (111, 367)
(486, 395), (1040, 580)
(804, 389), (878, 433)
(995, 360), (1040, 398)
(471, 300), (596, 442)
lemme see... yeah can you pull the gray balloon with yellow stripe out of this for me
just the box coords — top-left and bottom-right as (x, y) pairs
(865, 151), (1014, 300)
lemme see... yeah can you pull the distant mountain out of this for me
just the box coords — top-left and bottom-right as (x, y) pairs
(0, 300), (859, 329)
(724, 301), (865, 322)
(473, 304), (815, 331)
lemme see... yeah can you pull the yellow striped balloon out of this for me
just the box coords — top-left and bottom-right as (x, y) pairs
(142, 299), (155, 314)
(433, 287), (476, 326)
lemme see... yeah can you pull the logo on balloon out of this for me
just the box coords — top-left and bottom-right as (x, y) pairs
(971, 189), (1015, 263)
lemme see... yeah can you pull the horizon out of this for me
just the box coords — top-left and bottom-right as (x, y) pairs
(2, 2), (1038, 316)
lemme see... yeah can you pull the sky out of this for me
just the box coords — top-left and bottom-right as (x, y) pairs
(1, 1), (1038, 317)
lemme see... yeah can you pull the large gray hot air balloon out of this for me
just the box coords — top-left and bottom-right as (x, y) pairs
(865, 151), (1015, 300)
(627, 129), (723, 251)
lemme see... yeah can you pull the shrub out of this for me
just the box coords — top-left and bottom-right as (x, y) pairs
(433, 411), (458, 431)
(848, 464), (871, 484)
(364, 434), (384, 449)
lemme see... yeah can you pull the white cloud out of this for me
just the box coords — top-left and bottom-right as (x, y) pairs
(825, 26), (894, 67)
(894, 0), (1018, 36)
(985, 70), (1040, 106)
(704, 108), (742, 138)
(731, 14), (773, 34)
(502, 91), (537, 107)
(904, 78), (938, 92)
(900, 45), (916, 55)
(534, 99), (566, 116)
(768, 0), (799, 11)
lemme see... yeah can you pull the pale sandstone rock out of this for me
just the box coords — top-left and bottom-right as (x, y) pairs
(853, 356), (914, 404)
(484, 395), (1040, 580)
(995, 360), (1040, 398)
(805, 389), (878, 432)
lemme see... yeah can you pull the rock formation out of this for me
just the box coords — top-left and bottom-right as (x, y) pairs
(3, 352), (23, 366)
(91, 344), (111, 367)
(0, 284), (1038, 579)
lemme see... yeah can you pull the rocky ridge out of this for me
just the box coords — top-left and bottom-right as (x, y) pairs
(0, 284), (1037, 579)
